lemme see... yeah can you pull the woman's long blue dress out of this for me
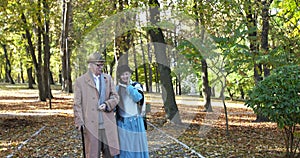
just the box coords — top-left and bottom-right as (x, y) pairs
(115, 84), (149, 158)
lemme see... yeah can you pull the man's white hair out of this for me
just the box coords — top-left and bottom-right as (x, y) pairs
(88, 63), (92, 69)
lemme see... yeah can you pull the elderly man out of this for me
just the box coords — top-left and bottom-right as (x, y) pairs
(73, 52), (120, 158)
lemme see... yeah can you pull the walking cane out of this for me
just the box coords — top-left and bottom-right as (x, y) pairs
(80, 126), (86, 158)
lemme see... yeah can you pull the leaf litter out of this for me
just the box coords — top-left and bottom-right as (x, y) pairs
(0, 89), (296, 157)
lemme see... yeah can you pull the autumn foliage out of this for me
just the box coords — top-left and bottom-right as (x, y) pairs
(0, 85), (298, 157)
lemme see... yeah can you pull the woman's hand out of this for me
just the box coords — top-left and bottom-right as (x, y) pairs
(127, 78), (131, 85)
(119, 83), (127, 88)
(98, 103), (106, 111)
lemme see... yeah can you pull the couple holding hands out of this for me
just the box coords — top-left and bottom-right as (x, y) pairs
(73, 52), (149, 158)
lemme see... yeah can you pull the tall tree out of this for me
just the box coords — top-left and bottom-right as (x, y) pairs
(193, 0), (213, 112)
(27, 67), (34, 89)
(244, 1), (267, 122)
(42, 0), (52, 100)
(245, 1), (262, 84)
(21, 11), (46, 101)
(148, 0), (181, 124)
(2, 44), (14, 84)
(60, 0), (73, 93)
(261, 0), (273, 77)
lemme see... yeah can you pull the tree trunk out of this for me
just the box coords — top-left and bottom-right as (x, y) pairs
(43, 0), (52, 99)
(137, 28), (149, 92)
(24, 40), (36, 87)
(147, 37), (153, 93)
(67, 1), (73, 93)
(283, 125), (298, 158)
(256, 0), (273, 122)
(114, 0), (132, 68)
(193, 0), (213, 112)
(37, 8), (47, 101)
(245, 2), (262, 84)
(2, 44), (15, 84)
(221, 82), (229, 136)
(21, 11), (46, 101)
(154, 63), (160, 92)
(148, 1), (181, 124)
(261, 0), (272, 77)
(49, 71), (55, 84)
(226, 88), (234, 100)
(177, 75), (182, 95)
(60, 0), (73, 93)
(201, 59), (212, 112)
(20, 61), (25, 83)
(0, 64), (2, 81)
(27, 67), (34, 89)
(133, 43), (138, 81)
(211, 86), (215, 97)
(245, 2), (268, 122)
(60, 0), (66, 91)
(239, 86), (245, 100)
(144, 8), (153, 93)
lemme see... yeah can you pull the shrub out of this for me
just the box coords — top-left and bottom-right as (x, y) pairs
(246, 65), (300, 157)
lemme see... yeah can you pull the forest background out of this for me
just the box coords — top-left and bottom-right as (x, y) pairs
(0, 0), (299, 157)
(1, 0), (299, 104)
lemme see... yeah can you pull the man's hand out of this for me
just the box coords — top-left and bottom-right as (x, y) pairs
(98, 103), (106, 111)
(76, 125), (85, 131)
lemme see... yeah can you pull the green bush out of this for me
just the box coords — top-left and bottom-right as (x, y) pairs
(246, 65), (300, 157)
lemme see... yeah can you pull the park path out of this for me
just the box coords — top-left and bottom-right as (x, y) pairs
(1, 89), (205, 157)
(0, 90), (248, 118)
(0, 89), (248, 157)
(145, 92), (248, 109)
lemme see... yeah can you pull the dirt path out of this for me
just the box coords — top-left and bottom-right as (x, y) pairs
(2, 87), (285, 158)
(0, 88), (207, 157)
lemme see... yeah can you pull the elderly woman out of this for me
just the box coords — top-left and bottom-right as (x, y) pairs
(115, 64), (149, 158)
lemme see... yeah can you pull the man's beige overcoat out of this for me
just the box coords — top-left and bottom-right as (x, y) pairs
(74, 71), (120, 157)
